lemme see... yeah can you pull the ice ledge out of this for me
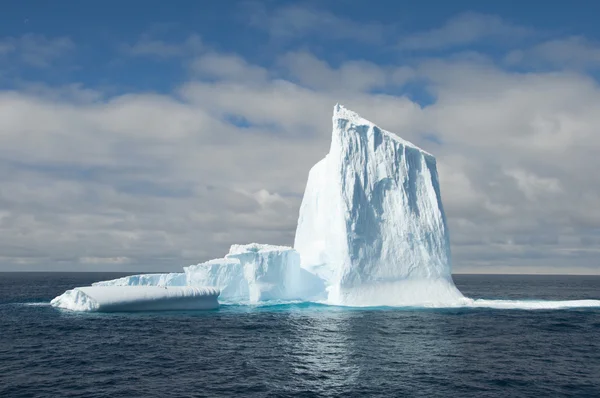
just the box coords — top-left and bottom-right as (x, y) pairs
(51, 286), (220, 312)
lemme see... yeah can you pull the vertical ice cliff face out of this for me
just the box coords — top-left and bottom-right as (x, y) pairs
(294, 104), (463, 306)
(185, 257), (248, 300)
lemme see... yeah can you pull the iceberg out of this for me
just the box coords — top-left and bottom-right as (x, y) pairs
(51, 104), (600, 311)
(184, 243), (325, 303)
(295, 104), (462, 306)
(83, 244), (325, 305)
(77, 104), (461, 307)
(51, 286), (219, 312)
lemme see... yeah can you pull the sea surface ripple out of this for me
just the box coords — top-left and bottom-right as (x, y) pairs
(1, 273), (600, 397)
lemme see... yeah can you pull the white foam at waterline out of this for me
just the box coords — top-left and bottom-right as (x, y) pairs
(219, 298), (600, 310)
(324, 278), (465, 307)
(336, 298), (600, 310)
(459, 298), (600, 310)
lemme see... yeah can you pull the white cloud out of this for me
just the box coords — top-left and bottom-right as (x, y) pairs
(245, 3), (386, 44)
(399, 12), (533, 50)
(190, 52), (268, 83)
(506, 36), (600, 69)
(2, 15), (600, 274)
(15, 82), (103, 103)
(277, 51), (391, 92)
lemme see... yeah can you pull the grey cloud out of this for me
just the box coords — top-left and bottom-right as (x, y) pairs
(2, 29), (600, 275)
(0, 83), (314, 271)
(417, 60), (600, 273)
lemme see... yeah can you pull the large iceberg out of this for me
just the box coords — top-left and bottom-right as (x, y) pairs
(74, 105), (460, 307)
(51, 104), (600, 311)
(295, 104), (462, 306)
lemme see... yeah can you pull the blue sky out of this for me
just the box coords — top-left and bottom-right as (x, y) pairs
(2, 1), (600, 273)
(4, 0), (600, 92)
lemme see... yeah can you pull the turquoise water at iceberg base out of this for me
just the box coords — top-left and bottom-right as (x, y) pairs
(1, 273), (600, 397)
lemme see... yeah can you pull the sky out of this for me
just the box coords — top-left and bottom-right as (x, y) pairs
(1, 0), (600, 274)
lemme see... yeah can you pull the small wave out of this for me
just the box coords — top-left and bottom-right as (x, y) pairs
(0, 302), (51, 307)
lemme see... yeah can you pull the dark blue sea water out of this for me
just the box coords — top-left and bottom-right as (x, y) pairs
(1, 273), (600, 397)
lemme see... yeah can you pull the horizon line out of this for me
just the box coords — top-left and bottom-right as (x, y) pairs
(1, 270), (599, 276)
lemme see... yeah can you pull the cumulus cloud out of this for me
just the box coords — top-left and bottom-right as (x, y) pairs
(190, 52), (269, 83)
(505, 36), (600, 70)
(277, 51), (391, 92)
(1, 10), (600, 275)
(399, 12), (533, 50)
(244, 3), (387, 44)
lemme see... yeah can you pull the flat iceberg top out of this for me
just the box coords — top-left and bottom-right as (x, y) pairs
(51, 286), (220, 312)
(333, 104), (432, 157)
(92, 272), (186, 287)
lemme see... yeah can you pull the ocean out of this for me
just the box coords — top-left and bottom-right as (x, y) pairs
(1, 273), (599, 397)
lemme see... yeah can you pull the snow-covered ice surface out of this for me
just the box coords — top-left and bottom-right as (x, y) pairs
(460, 298), (600, 310)
(50, 286), (219, 312)
(92, 272), (186, 287)
(52, 104), (600, 311)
